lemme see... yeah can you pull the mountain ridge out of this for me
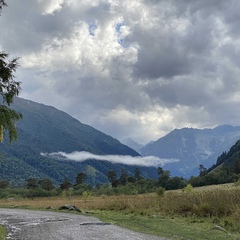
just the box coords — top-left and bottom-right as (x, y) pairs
(139, 125), (240, 178)
(0, 97), (158, 186)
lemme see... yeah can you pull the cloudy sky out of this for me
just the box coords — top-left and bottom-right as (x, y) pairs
(1, 0), (240, 144)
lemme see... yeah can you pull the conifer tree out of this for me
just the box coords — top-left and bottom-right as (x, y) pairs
(0, 0), (22, 142)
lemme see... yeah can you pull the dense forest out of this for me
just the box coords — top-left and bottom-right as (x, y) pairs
(0, 151), (239, 199)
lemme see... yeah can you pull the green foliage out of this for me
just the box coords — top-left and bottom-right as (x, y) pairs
(0, 180), (8, 189)
(75, 172), (87, 185)
(0, 105), (22, 142)
(82, 190), (92, 200)
(158, 169), (171, 188)
(108, 170), (118, 187)
(73, 183), (93, 195)
(189, 166), (240, 187)
(234, 158), (240, 174)
(25, 178), (38, 189)
(0, 36), (22, 142)
(59, 178), (72, 190)
(199, 164), (207, 176)
(189, 138), (240, 187)
(119, 168), (128, 185)
(105, 167), (189, 194)
(165, 176), (186, 190)
(0, 3), (22, 142)
(0, 225), (7, 240)
(0, 187), (58, 199)
(234, 179), (240, 186)
(183, 183), (193, 193)
(61, 190), (67, 198)
(211, 140), (240, 172)
(38, 178), (55, 191)
(134, 167), (142, 181)
(156, 187), (165, 197)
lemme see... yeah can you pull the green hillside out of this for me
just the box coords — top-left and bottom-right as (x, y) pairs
(188, 140), (240, 187)
(211, 139), (240, 171)
(0, 98), (158, 186)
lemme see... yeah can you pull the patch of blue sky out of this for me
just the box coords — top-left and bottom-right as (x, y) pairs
(115, 22), (124, 32)
(115, 22), (127, 47)
(118, 38), (125, 45)
(89, 23), (98, 36)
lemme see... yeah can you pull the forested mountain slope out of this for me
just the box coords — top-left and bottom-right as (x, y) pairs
(0, 98), (157, 186)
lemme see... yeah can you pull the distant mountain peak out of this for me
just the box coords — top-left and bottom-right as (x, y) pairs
(139, 125), (240, 178)
(121, 137), (144, 152)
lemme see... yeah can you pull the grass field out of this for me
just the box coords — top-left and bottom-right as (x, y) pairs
(0, 226), (6, 240)
(0, 183), (240, 239)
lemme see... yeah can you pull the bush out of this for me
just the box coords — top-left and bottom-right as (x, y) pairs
(234, 179), (240, 186)
(183, 183), (193, 193)
(156, 187), (165, 197)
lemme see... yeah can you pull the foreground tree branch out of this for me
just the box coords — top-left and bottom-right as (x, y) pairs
(0, 2), (22, 142)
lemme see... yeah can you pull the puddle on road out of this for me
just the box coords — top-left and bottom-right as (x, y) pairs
(45, 218), (70, 223)
(80, 222), (112, 226)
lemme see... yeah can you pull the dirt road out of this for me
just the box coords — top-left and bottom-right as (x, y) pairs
(0, 208), (167, 240)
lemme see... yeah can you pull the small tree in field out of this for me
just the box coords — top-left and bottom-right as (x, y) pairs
(156, 187), (165, 197)
(0, 180), (9, 189)
(134, 167), (142, 182)
(75, 172), (87, 186)
(108, 170), (119, 187)
(38, 178), (55, 191)
(182, 183), (193, 193)
(60, 178), (72, 190)
(26, 178), (38, 189)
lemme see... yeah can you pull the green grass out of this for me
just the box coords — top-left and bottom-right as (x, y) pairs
(94, 211), (240, 240)
(1, 183), (240, 239)
(0, 225), (7, 240)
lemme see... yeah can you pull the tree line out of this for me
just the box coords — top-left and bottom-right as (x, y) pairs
(0, 159), (240, 199)
(0, 167), (187, 198)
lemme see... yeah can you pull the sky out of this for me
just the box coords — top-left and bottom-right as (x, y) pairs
(1, 0), (240, 144)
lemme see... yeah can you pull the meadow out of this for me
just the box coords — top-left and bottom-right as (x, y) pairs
(0, 183), (240, 239)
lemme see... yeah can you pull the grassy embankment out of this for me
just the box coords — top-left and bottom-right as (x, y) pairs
(0, 227), (6, 240)
(0, 183), (240, 239)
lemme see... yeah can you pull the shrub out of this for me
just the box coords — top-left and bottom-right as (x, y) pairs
(182, 183), (193, 193)
(156, 187), (165, 197)
(234, 179), (240, 186)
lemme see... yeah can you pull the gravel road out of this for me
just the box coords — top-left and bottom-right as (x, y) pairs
(0, 208), (167, 240)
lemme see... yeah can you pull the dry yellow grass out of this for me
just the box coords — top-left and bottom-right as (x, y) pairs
(0, 183), (239, 218)
(0, 194), (157, 213)
(0, 184), (240, 238)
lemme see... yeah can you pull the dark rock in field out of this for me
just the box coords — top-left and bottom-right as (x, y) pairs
(59, 204), (81, 212)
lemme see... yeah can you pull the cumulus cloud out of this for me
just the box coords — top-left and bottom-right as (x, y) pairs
(41, 151), (179, 167)
(1, 0), (240, 143)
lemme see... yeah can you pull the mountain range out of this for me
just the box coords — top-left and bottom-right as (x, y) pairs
(1, 97), (240, 185)
(0, 98), (158, 186)
(139, 125), (240, 178)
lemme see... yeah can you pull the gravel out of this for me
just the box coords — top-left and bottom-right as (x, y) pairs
(0, 208), (168, 240)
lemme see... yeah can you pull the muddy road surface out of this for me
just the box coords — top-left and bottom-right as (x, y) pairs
(0, 208), (167, 240)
